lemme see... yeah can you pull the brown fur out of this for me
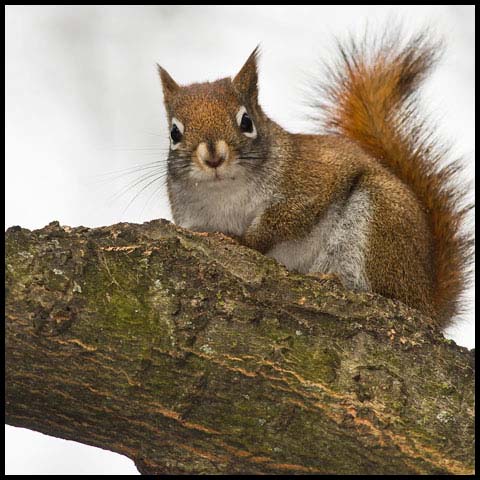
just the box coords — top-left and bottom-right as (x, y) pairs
(159, 31), (472, 330)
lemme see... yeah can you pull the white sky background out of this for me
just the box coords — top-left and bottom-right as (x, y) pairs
(5, 5), (475, 475)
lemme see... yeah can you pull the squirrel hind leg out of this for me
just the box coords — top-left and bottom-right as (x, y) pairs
(307, 190), (373, 292)
(268, 189), (373, 292)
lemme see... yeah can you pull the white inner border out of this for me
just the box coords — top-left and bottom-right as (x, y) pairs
(170, 117), (184, 150)
(236, 106), (257, 139)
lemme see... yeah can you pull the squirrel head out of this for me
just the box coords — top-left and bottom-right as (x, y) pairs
(158, 47), (271, 183)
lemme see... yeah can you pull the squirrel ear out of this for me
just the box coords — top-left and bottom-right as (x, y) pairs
(232, 46), (260, 102)
(157, 64), (180, 103)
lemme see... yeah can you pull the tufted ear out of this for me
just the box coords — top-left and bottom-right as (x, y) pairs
(232, 46), (260, 103)
(157, 64), (180, 105)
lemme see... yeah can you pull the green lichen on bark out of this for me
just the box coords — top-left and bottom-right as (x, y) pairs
(5, 220), (475, 474)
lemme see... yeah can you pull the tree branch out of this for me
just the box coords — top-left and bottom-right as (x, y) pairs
(5, 219), (475, 474)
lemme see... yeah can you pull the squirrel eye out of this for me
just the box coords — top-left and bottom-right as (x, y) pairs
(170, 124), (182, 144)
(236, 106), (257, 138)
(240, 112), (253, 133)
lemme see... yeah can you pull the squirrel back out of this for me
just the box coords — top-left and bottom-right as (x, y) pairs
(312, 30), (474, 324)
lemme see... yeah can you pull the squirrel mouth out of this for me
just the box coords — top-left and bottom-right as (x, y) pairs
(210, 171), (235, 183)
(213, 170), (227, 181)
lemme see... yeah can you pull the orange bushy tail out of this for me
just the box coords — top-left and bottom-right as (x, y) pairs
(313, 29), (473, 325)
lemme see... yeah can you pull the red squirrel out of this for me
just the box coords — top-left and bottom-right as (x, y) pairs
(158, 31), (473, 329)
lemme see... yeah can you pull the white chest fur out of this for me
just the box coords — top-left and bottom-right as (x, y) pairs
(267, 189), (372, 291)
(171, 178), (268, 236)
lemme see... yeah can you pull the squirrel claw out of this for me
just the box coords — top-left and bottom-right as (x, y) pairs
(307, 272), (343, 286)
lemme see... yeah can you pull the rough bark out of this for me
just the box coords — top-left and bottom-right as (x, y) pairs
(5, 219), (475, 475)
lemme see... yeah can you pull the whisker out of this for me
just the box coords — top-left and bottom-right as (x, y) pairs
(110, 147), (168, 152)
(139, 180), (168, 216)
(120, 173), (169, 216)
(93, 162), (165, 183)
(108, 168), (168, 203)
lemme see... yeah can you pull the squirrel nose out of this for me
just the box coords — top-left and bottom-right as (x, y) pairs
(196, 140), (229, 169)
(205, 155), (225, 169)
